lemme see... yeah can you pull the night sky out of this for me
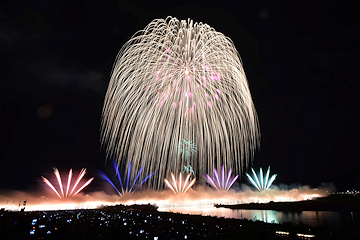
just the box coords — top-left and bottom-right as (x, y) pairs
(0, 0), (358, 192)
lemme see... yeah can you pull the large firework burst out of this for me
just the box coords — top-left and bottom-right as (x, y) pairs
(101, 17), (259, 189)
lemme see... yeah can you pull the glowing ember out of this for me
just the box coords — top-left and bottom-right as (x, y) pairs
(99, 160), (155, 196)
(164, 172), (196, 194)
(42, 168), (94, 198)
(206, 165), (239, 191)
(246, 166), (277, 191)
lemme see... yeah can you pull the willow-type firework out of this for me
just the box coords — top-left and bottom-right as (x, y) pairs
(42, 168), (94, 198)
(99, 160), (154, 196)
(101, 16), (260, 189)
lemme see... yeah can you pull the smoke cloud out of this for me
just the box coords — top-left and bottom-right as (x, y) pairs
(0, 183), (334, 212)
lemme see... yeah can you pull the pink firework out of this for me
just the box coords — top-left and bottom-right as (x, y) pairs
(42, 168), (94, 198)
(206, 165), (238, 191)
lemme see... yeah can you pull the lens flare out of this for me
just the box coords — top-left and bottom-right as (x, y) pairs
(101, 16), (259, 189)
(42, 168), (94, 198)
(246, 166), (277, 191)
(206, 165), (239, 191)
(99, 160), (155, 196)
(164, 172), (196, 194)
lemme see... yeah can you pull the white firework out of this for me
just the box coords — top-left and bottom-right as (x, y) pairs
(101, 16), (260, 189)
(246, 166), (277, 191)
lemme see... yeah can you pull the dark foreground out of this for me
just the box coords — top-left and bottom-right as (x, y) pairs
(0, 204), (358, 240)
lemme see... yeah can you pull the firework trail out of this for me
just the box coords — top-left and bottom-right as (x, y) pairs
(246, 166), (277, 191)
(42, 168), (94, 198)
(101, 16), (260, 188)
(99, 160), (155, 196)
(164, 172), (196, 194)
(206, 165), (239, 191)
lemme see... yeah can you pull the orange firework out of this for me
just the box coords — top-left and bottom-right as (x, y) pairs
(164, 172), (196, 194)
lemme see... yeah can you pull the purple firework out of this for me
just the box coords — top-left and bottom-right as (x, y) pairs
(206, 165), (238, 191)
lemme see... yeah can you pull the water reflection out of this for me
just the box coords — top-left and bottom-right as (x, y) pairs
(158, 206), (353, 228)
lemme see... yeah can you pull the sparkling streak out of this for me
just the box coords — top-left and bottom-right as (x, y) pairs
(41, 177), (62, 198)
(214, 169), (221, 187)
(126, 162), (131, 192)
(171, 173), (179, 193)
(72, 178), (94, 196)
(183, 178), (196, 193)
(101, 16), (260, 189)
(225, 168), (232, 188)
(69, 169), (86, 197)
(264, 167), (270, 189)
(225, 175), (239, 191)
(98, 172), (121, 195)
(245, 172), (260, 191)
(260, 168), (264, 189)
(221, 166), (225, 189)
(65, 169), (72, 197)
(132, 172), (155, 192)
(251, 168), (261, 189)
(164, 179), (177, 193)
(266, 174), (277, 190)
(113, 161), (124, 192)
(54, 169), (64, 197)
(206, 175), (219, 191)
(129, 166), (143, 192)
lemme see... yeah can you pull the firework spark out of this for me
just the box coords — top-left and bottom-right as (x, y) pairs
(206, 165), (239, 191)
(99, 160), (155, 196)
(101, 17), (260, 188)
(42, 168), (94, 198)
(246, 166), (277, 191)
(164, 172), (196, 194)
(178, 139), (197, 160)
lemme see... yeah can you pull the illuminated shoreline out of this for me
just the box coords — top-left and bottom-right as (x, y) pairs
(0, 186), (327, 212)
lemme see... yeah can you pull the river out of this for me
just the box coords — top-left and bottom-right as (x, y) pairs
(158, 206), (359, 229)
